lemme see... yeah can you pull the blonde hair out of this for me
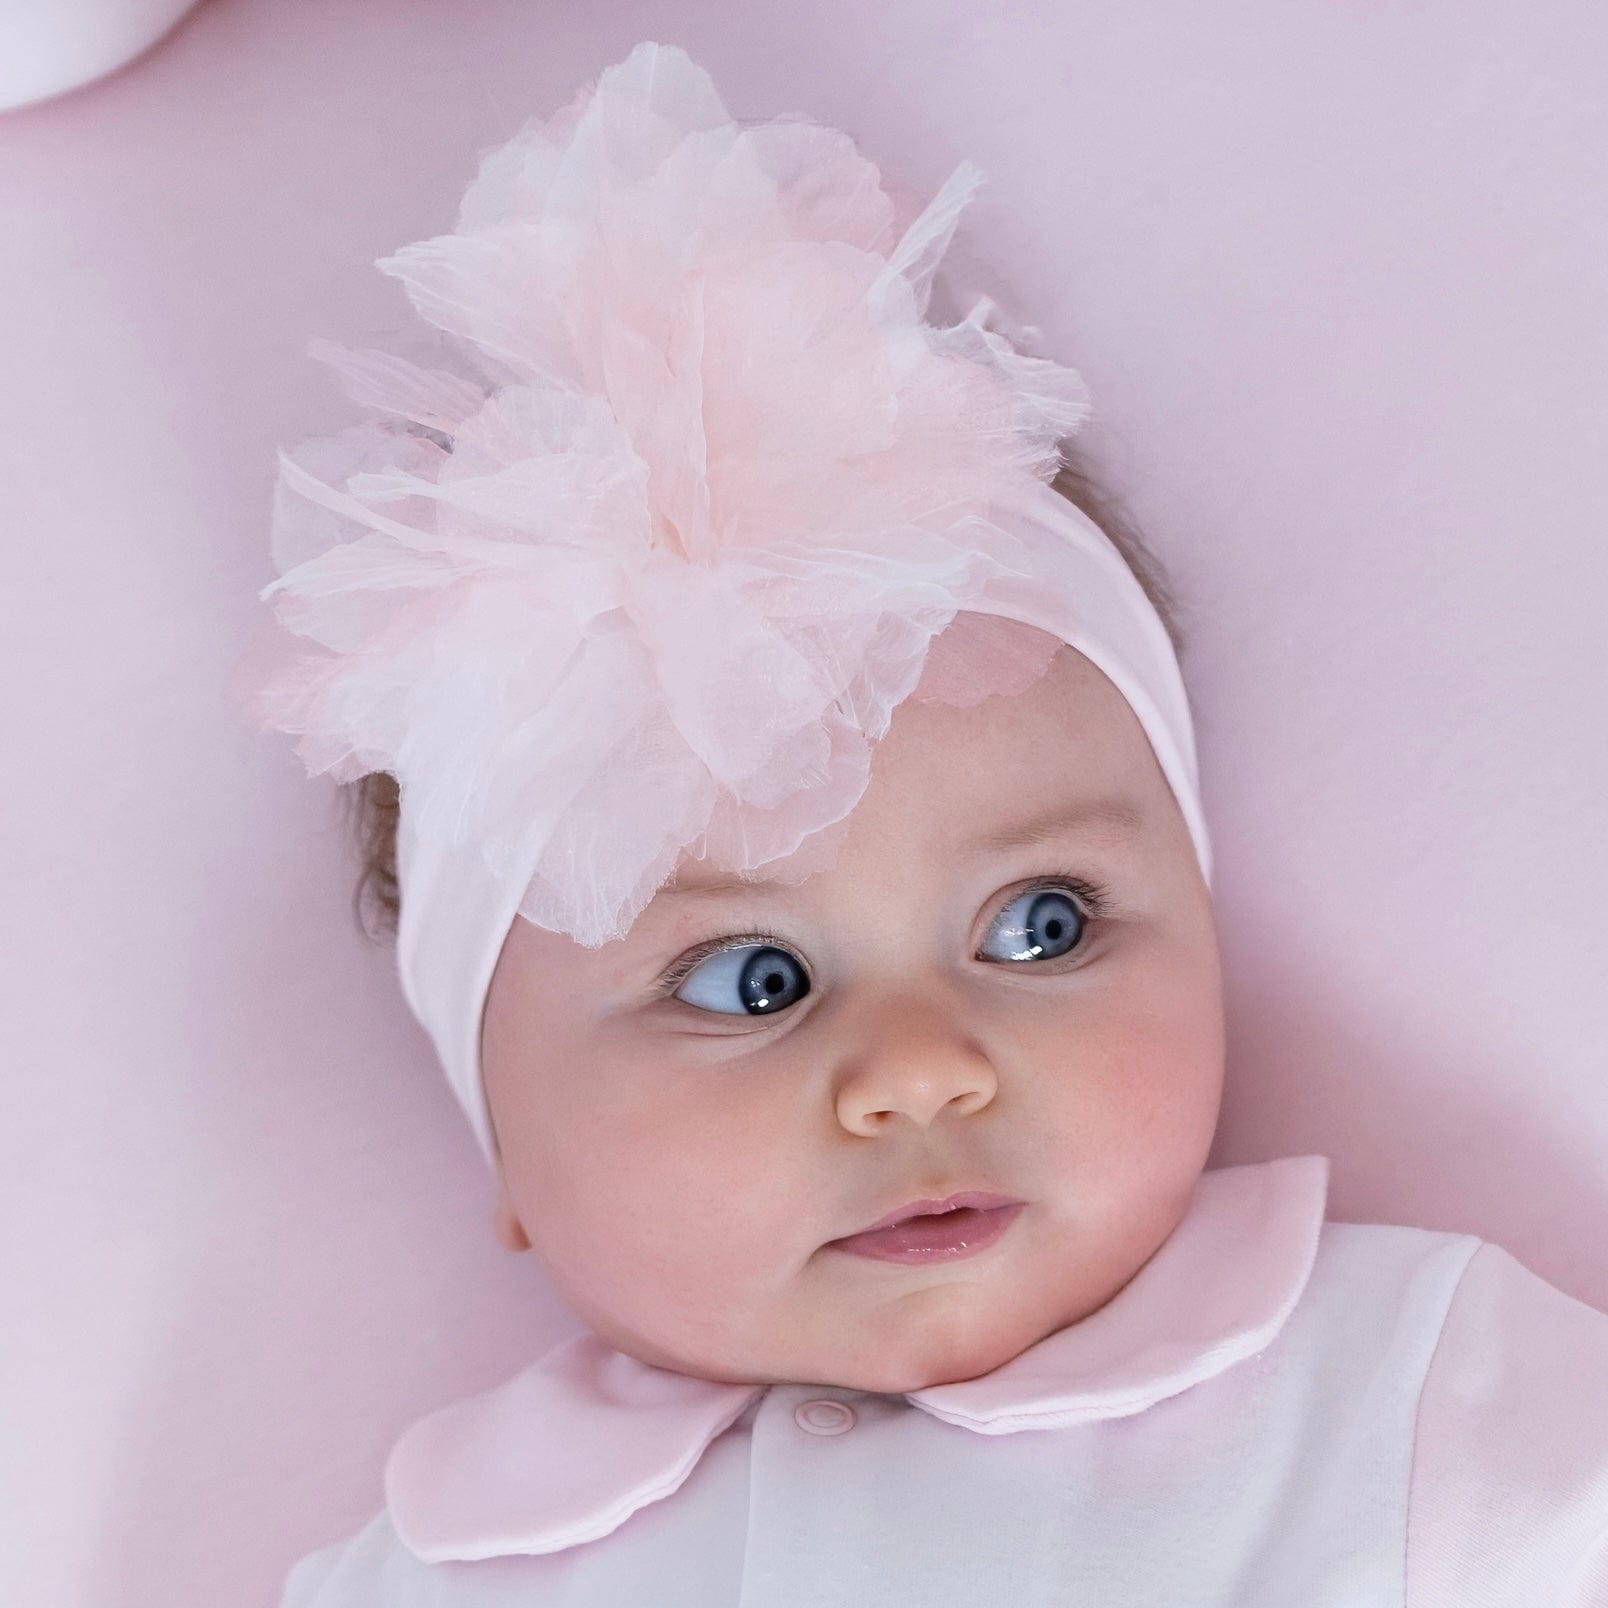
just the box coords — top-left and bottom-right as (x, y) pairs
(342, 447), (1188, 944)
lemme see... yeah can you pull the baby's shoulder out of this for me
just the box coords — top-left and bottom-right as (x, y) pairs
(1313, 1213), (1479, 1270)
(1299, 1216), (1485, 1348)
(1418, 1236), (1608, 1597)
(280, 1510), (419, 1608)
(1411, 1230), (1608, 1439)
(1288, 1219), (1608, 1593)
(280, 1508), (542, 1608)
(1306, 1216), (1608, 1388)
(1311, 1214), (1608, 1354)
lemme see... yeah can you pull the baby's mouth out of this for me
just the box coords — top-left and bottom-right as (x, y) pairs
(836, 1189), (1024, 1239)
(826, 1196), (1026, 1264)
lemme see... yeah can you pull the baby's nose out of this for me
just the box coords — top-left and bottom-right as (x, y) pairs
(831, 992), (998, 1133)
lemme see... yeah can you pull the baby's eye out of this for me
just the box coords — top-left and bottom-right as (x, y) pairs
(976, 885), (1087, 964)
(672, 943), (811, 1017)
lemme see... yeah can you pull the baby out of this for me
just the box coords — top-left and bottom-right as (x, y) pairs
(246, 40), (1608, 1608)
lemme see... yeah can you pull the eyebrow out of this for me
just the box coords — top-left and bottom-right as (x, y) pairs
(656, 795), (1143, 903)
(970, 794), (1144, 855)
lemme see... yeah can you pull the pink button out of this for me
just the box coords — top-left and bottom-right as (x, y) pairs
(794, 1398), (857, 1435)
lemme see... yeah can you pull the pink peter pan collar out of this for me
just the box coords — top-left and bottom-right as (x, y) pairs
(385, 1153), (1331, 1562)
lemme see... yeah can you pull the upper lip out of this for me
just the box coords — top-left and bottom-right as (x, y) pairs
(838, 1190), (1023, 1238)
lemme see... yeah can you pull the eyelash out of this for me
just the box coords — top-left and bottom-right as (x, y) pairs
(653, 871), (1114, 999)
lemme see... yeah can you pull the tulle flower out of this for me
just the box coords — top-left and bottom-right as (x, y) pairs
(245, 40), (1093, 947)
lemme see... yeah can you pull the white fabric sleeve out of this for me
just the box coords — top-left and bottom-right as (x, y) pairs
(278, 1511), (407, 1608)
(1407, 1240), (1608, 1604)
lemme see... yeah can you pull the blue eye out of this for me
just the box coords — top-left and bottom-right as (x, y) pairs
(977, 886), (1086, 963)
(672, 942), (811, 1017)
(665, 881), (1101, 1015)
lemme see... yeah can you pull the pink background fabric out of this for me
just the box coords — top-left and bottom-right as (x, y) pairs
(0, 4), (1602, 1606)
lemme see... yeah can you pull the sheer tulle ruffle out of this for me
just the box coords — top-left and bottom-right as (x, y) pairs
(247, 41), (1092, 947)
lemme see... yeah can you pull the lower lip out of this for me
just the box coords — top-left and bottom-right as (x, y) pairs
(827, 1203), (1025, 1263)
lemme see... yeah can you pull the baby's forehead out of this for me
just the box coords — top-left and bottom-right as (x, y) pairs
(658, 649), (1158, 902)
(876, 632), (1157, 793)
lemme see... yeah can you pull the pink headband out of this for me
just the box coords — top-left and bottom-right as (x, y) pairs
(243, 41), (1211, 1165)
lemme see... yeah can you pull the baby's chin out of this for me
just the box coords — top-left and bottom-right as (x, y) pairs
(762, 1325), (1049, 1396)
(799, 1341), (1028, 1396)
(635, 1301), (1064, 1397)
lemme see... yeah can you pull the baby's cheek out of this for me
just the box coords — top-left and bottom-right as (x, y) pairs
(589, 1081), (800, 1278)
(1092, 921), (1224, 1118)
(566, 1096), (809, 1367)
(1014, 985), (1219, 1167)
(1114, 1041), (1219, 1164)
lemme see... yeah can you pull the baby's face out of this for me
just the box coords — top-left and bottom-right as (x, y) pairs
(481, 643), (1224, 1392)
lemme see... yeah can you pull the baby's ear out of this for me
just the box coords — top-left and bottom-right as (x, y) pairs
(491, 1175), (533, 1252)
